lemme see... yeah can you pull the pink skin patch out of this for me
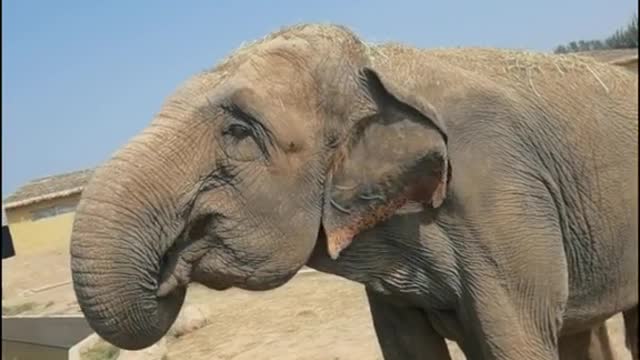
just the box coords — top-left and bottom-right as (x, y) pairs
(326, 171), (447, 260)
(327, 196), (408, 259)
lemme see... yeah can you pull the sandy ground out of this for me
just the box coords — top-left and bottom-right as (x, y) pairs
(1, 250), (633, 359)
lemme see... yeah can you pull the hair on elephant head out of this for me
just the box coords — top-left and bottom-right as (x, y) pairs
(70, 23), (450, 350)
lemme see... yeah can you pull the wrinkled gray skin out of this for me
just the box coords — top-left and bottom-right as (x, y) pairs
(70, 24), (638, 359)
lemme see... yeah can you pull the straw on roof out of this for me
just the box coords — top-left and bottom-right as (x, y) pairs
(3, 169), (94, 209)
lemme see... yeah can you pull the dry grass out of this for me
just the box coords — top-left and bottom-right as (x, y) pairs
(1, 300), (53, 316)
(81, 338), (120, 360)
(2, 302), (38, 316)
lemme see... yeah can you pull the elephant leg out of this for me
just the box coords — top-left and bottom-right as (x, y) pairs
(624, 306), (638, 359)
(558, 329), (591, 360)
(455, 280), (564, 359)
(365, 287), (452, 360)
(558, 323), (615, 360)
(464, 181), (583, 358)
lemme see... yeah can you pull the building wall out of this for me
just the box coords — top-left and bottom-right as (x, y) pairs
(5, 194), (81, 256)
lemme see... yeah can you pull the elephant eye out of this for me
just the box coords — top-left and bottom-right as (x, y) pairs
(224, 123), (252, 140)
(220, 104), (272, 162)
(221, 122), (264, 162)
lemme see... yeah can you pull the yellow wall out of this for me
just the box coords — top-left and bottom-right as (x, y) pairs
(5, 194), (81, 256)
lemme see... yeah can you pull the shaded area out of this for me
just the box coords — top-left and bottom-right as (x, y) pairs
(2, 316), (93, 349)
(2, 224), (16, 259)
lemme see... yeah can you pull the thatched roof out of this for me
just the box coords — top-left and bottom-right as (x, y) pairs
(576, 48), (638, 65)
(3, 169), (94, 209)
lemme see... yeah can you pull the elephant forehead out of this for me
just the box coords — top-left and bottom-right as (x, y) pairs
(223, 56), (325, 139)
(243, 68), (314, 107)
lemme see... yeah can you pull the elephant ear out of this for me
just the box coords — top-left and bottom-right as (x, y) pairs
(322, 67), (450, 259)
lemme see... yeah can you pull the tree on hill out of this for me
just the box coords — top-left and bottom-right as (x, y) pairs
(554, 13), (637, 53)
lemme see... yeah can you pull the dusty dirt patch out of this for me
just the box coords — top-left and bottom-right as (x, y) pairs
(1, 249), (632, 359)
(165, 273), (385, 360)
(2, 249), (72, 299)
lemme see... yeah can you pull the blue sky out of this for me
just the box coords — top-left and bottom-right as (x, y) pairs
(2, 0), (637, 197)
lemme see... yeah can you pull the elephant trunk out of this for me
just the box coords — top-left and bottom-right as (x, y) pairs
(70, 138), (189, 350)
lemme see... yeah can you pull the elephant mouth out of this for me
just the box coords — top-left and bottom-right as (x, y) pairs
(156, 239), (300, 297)
(154, 216), (232, 297)
(156, 246), (224, 297)
(158, 263), (297, 295)
(191, 275), (233, 291)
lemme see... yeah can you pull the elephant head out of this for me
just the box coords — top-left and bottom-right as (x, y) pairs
(70, 24), (449, 350)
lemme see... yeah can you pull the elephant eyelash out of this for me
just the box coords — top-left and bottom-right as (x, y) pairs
(220, 103), (274, 158)
(220, 104), (269, 139)
(220, 103), (258, 126)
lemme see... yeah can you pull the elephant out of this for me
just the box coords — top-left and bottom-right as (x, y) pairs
(69, 24), (638, 359)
